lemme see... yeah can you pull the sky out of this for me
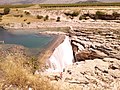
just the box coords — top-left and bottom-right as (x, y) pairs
(0, 0), (120, 4)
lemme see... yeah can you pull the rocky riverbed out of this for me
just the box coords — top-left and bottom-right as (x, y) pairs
(0, 22), (120, 89)
(45, 27), (120, 90)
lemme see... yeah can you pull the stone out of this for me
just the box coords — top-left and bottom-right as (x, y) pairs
(69, 80), (89, 84)
(106, 35), (116, 39)
(92, 50), (108, 58)
(103, 58), (118, 62)
(108, 63), (120, 70)
(108, 69), (120, 78)
(72, 41), (85, 51)
(76, 50), (100, 61)
(94, 59), (109, 72)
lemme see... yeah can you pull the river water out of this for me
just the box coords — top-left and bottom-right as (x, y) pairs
(0, 28), (54, 49)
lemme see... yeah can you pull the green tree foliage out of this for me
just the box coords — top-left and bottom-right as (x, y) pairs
(79, 15), (88, 20)
(4, 7), (10, 15)
(71, 11), (79, 17)
(64, 11), (79, 17)
(96, 11), (105, 16)
(94, 11), (106, 19)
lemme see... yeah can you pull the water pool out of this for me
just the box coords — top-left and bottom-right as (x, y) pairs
(0, 29), (54, 49)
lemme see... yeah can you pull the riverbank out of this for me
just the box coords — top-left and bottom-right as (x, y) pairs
(44, 26), (120, 90)
(38, 34), (65, 69)
(0, 27), (66, 72)
(1, 20), (120, 32)
(0, 5), (120, 89)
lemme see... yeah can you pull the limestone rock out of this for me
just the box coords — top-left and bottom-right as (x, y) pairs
(75, 50), (103, 61)
(108, 69), (120, 78)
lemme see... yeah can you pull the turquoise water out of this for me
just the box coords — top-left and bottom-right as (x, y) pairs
(0, 29), (54, 49)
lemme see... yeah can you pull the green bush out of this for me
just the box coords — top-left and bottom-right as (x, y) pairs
(4, 7), (10, 15)
(37, 15), (43, 19)
(71, 11), (79, 17)
(79, 15), (88, 20)
(64, 11), (79, 17)
(44, 15), (49, 21)
(95, 11), (106, 19)
(96, 11), (105, 16)
(56, 17), (60, 22)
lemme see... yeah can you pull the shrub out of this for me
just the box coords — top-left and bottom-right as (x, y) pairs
(71, 11), (79, 17)
(96, 11), (105, 16)
(79, 16), (83, 20)
(64, 11), (79, 17)
(20, 15), (23, 17)
(29, 57), (39, 74)
(112, 12), (120, 17)
(79, 15), (87, 20)
(24, 11), (30, 15)
(4, 7), (10, 15)
(24, 19), (27, 21)
(16, 9), (18, 11)
(27, 22), (31, 24)
(0, 55), (57, 90)
(44, 15), (49, 21)
(56, 17), (60, 22)
(37, 15), (43, 19)
(64, 12), (70, 16)
(94, 11), (106, 19)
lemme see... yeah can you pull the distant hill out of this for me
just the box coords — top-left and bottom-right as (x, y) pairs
(76, 0), (100, 4)
(101, 0), (120, 2)
(0, 0), (120, 5)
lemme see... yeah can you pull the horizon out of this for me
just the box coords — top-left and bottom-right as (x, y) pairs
(0, 0), (120, 5)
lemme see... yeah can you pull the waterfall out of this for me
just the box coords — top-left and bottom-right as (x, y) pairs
(46, 36), (74, 72)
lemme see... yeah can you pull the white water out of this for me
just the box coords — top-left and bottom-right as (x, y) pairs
(46, 36), (74, 72)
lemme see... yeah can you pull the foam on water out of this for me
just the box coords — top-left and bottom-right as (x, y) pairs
(46, 36), (74, 72)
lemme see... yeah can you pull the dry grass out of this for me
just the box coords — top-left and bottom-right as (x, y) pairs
(0, 55), (57, 90)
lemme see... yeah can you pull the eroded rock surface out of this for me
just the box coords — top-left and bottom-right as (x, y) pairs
(48, 28), (120, 90)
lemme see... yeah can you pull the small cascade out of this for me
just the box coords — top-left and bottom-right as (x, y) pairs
(46, 36), (74, 72)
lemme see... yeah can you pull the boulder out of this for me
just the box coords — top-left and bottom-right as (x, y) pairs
(75, 50), (101, 61)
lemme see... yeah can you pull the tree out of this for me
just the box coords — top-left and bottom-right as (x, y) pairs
(56, 17), (60, 22)
(4, 7), (10, 15)
(64, 11), (79, 17)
